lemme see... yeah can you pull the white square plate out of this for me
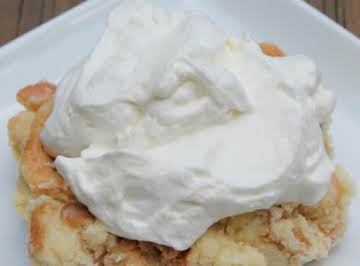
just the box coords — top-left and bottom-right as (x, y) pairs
(1, 0), (359, 265)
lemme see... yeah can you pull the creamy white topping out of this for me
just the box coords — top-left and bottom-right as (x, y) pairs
(41, 0), (335, 251)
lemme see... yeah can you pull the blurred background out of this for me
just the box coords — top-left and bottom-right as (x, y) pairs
(0, 0), (359, 46)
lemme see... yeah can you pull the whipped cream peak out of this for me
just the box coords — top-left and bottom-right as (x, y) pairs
(42, 1), (253, 156)
(42, 0), (335, 250)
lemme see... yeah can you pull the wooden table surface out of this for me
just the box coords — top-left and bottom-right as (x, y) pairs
(0, 0), (359, 46)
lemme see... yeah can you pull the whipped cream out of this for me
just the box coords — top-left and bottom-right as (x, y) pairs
(41, 0), (335, 251)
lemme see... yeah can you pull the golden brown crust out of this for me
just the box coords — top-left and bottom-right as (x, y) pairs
(21, 97), (74, 202)
(7, 111), (35, 159)
(27, 197), (96, 266)
(104, 240), (155, 266)
(260, 42), (286, 57)
(29, 201), (50, 256)
(60, 202), (95, 228)
(17, 81), (56, 112)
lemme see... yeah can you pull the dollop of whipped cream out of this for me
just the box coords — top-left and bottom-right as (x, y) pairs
(41, 0), (335, 250)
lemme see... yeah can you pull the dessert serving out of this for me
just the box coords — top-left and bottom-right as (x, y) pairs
(7, 0), (355, 265)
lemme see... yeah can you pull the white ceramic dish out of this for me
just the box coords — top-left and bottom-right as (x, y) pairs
(0, 0), (359, 265)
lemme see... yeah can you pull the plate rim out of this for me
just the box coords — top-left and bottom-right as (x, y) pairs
(0, 0), (359, 60)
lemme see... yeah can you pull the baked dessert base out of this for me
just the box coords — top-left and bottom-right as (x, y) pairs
(7, 45), (355, 266)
